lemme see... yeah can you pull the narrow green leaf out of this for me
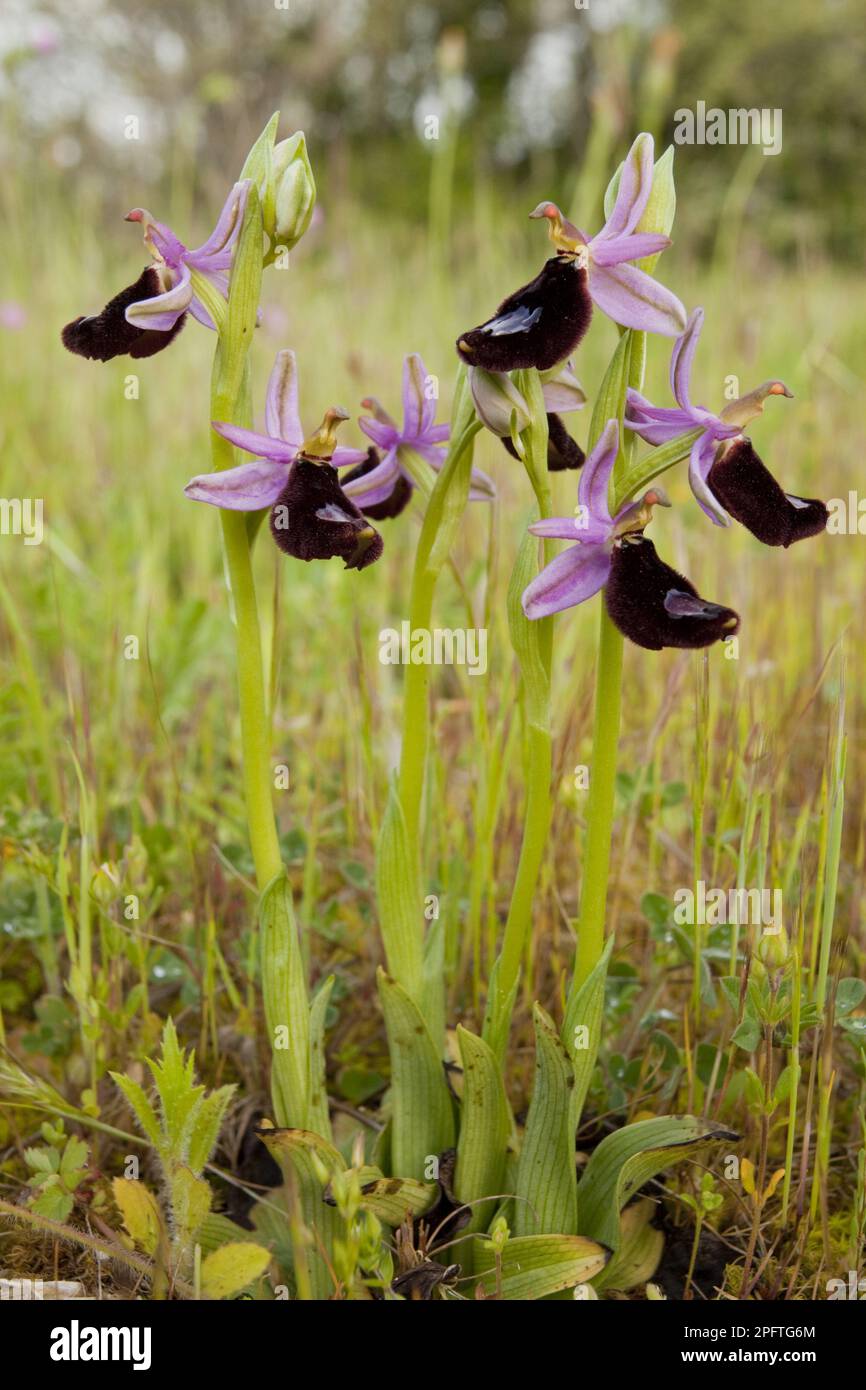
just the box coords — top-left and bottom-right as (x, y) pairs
(506, 520), (551, 731)
(514, 1005), (577, 1237)
(577, 1116), (739, 1251)
(110, 1073), (162, 1152)
(613, 427), (701, 512)
(307, 974), (335, 1141)
(375, 786), (423, 1004)
(455, 1025), (513, 1239)
(256, 1126), (343, 1301)
(563, 935), (613, 1136)
(259, 871), (309, 1128)
(187, 1084), (236, 1175)
(377, 968), (455, 1181)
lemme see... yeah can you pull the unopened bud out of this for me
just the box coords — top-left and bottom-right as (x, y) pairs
(272, 132), (316, 249)
(468, 366), (530, 436)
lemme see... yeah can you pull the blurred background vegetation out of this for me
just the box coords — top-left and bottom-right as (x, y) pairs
(3, 0), (865, 260)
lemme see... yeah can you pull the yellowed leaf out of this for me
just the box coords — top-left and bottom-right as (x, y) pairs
(200, 1241), (272, 1300)
(112, 1178), (163, 1256)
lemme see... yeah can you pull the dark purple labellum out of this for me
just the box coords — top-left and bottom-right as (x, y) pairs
(545, 412), (586, 470)
(341, 447), (413, 520)
(502, 412), (585, 471)
(605, 536), (740, 650)
(269, 457), (384, 570)
(707, 438), (828, 547)
(456, 256), (592, 373)
(61, 267), (185, 362)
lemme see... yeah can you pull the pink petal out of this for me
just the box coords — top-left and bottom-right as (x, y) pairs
(589, 262), (687, 337)
(601, 133), (654, 239)
(341, 447), (401, 506)
(522, 542), (611, 619)
(184, 459), (287, 510)
(188, 182), (249, 261)
(578, 418), (619, 528)
(402, 353), (436, 437)
(264, 349), (303, 446)
(125, 264), (193, 331)
(589, 232), (670, 267)
(670, 307), (704, 410)
(211, 420), (296, 461)
(688, 433), (730, 527)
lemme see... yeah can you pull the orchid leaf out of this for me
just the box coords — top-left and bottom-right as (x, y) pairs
(357, 1174), (439, 1225)
(514, 1005), (578, 1237)
(475, 1233), (607, 1300)
(259, 871), (309, 1129)
(455, 1025), (513, 1243)
(577, 1115), (739, 1251)
(307, 974), (335, 1141)
(563, 935), (613, 1136)
(375, 785), (423, 1006)
(591, 1197), (664, 1292)
(377, 968), (455, 1182)
(256, 1126), (343, 1300)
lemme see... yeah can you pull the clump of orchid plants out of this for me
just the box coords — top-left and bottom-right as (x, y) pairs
(57, 118), (829, 1301)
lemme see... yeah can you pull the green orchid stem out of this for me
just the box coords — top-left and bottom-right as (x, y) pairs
(198, 201), (283, 896)
(217, 507), (283, 890)
(484, 370), (554, 1059)
(574, 605), (624, 989)
(397, 415), (480, 860)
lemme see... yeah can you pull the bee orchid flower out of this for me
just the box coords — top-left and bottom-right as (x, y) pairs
(521, 419), (739, 650)
(62, 182), (250, 361)
(341, 353), (495, 518)
(456, 134), (686, 374)
(184, 351), (383, 570)
(625, 307), (828, 546)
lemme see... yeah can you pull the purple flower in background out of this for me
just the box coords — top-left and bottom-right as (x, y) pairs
(185, 348), (366, 510)
(456, 135), (685, 375)
(61, 182), (249, 361)
(0, 302), (27, 331)
(341, 354), (495, 518)
(521, 419), (739, 650)
(626, 307), (828, 546)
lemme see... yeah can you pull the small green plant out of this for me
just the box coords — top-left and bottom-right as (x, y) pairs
(24, 1121), (89, 1222)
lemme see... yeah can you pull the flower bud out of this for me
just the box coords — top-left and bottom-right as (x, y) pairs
(757, 923), (789, 970)
(468, 366), (530, 436)
(272, 132), (316, 250)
